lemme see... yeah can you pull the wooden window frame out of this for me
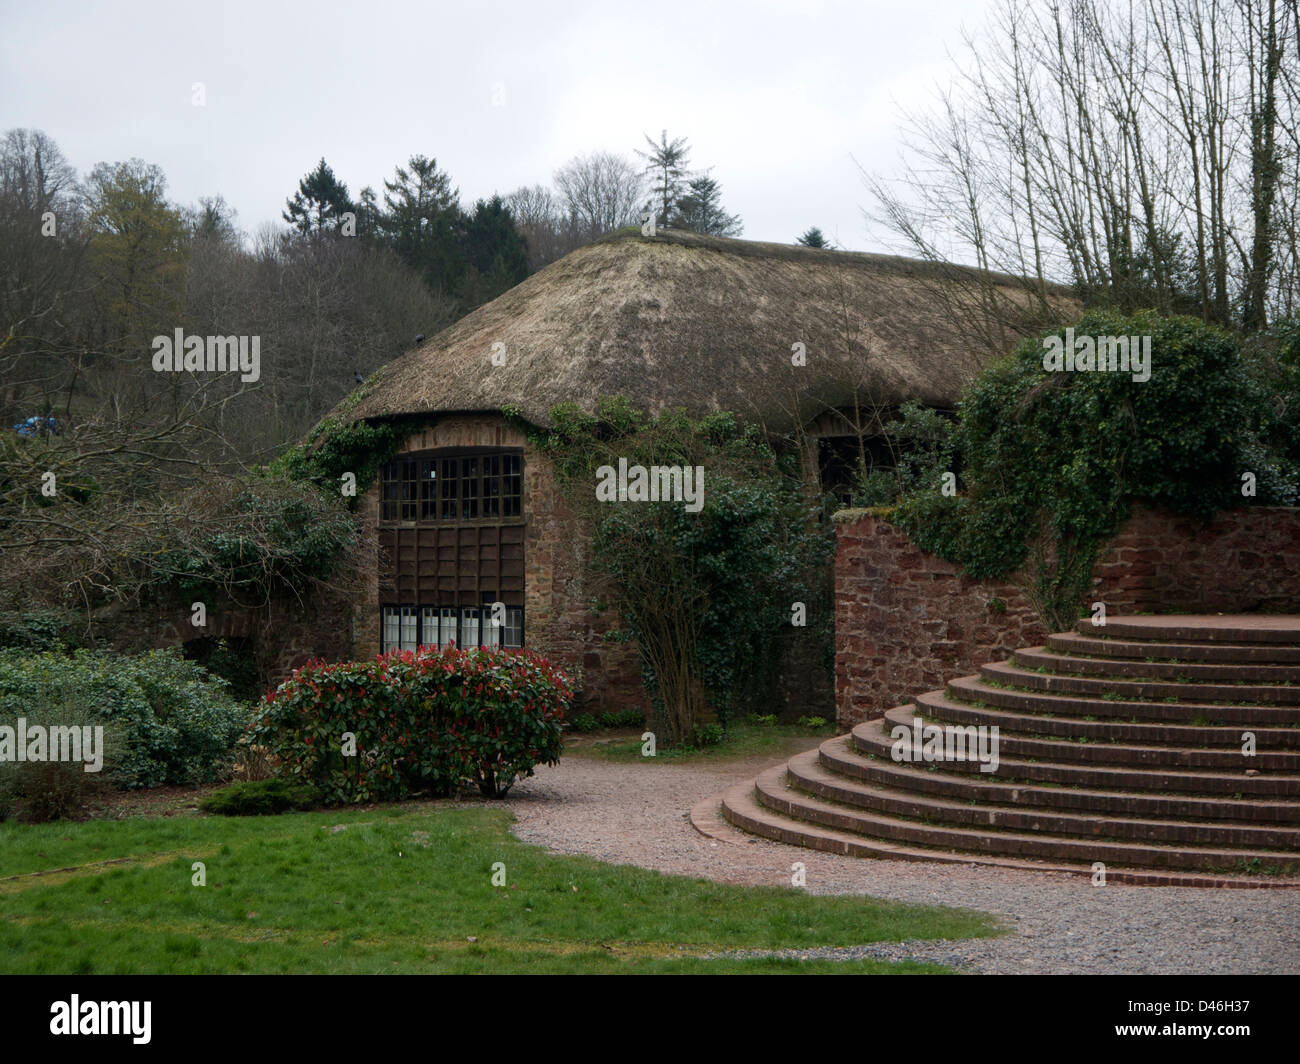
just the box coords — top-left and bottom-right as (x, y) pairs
(381, 604), (524, 653)
(380, 447), (523, 526)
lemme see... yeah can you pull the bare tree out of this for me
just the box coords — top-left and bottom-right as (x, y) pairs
(553, 151), (644, 240)
(868, 0), (1300, 331)
(504, 184), (584, 268)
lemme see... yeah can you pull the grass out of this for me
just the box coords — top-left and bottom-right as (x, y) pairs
(570, 718), (835, 763)
(0, 804), (1000, 974)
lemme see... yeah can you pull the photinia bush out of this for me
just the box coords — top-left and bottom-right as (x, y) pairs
(247, 645), (572, 804)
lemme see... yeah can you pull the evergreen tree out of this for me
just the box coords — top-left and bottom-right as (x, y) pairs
(673, 175), (742, 237)
(796, 226), (828, 248)
(188, 195), (240, 245)
(282, 158), (352, 235)
(353, 186), (383, 239)
(458, 196), (531, 306)
(380, 154), (464, 296)
(636, 130), (691, 228)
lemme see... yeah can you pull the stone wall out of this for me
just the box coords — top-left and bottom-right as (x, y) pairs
(834, 505), (1300, 728)
(92, 587), (354, 695)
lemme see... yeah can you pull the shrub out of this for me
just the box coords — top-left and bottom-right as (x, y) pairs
(600, 707), (645, 729)
(0, 648), (251, 790)
(0, 686), (121, 821)
(568, 708), (644, 733)
(0, 609), (80, 652)
(247, 645), (573, 803)
(694, 722), (725, 746)
(748, 713), (778, 727)
(200, 778), (320, 816)
(796, 716), (829, 729)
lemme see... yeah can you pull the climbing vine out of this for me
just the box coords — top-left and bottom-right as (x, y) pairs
(891, 310), (1291, 630)
(532, 398), (833, 747)
(269, 388), (399, 498)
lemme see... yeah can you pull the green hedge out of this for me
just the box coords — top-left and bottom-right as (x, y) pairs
(248, 646), (572, 803)
(0, 648), (252, 789)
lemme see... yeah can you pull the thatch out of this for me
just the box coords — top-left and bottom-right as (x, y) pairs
(341, 228), (1074, 434)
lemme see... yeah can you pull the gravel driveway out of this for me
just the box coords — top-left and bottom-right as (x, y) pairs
(503, 742), (1300, 974)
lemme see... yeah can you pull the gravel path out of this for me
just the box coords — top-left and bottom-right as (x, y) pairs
(503, 743), (1300, 974)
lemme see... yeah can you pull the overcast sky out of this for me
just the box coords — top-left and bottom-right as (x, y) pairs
(1, 0), (996, 250)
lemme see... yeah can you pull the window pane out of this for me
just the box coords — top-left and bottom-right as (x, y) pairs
(461, 607), (480, 647)
(440, 458), (458, 520)
(420, 607), (437, 649)
(483, 455), (500, 517)
(483, 609), (501, 647)
(439, 607), (457, 647)
(420, 461), (437, 521)
(382, 607), (400, 652)
(400, 459), (417, 521)
(504, 607), (523, 648)
(381, 462), (398, 521)
(400, 606), (418, 651)
(503, 454), (522, 517)
(461, 457), (479, 518)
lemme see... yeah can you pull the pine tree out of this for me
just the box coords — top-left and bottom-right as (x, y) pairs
(380, 155), (464, 296)
(673, 175), (742, 237)
(635, 130), (692, 228)
(282, 158), (352, 235)
(796, 227), (828, 248)
(458, 196), (531, 306)
(353, 186), (383, 239)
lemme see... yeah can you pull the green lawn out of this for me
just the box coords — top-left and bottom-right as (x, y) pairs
(0, 805), (1001, 973)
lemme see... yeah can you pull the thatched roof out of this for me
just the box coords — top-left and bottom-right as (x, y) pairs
(341, 228), (1073, 434)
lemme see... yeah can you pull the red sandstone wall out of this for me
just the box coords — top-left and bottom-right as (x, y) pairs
(834, 505), (1300, 728)
(95, 590), (354, 692)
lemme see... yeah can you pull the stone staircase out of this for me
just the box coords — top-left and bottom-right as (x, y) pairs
(704, 616), (1300, 887)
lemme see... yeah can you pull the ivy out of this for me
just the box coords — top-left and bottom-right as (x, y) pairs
(892, 311), (1292, 630)
(155, 479), (361, 602)
(532, 398), (832, 746)
(269, 413), (399, 499)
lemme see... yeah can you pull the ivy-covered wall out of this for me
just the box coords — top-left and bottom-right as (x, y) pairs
(834, 504), (1300, 728)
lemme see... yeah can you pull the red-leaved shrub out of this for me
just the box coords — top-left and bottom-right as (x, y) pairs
(248, 645), (572, 803)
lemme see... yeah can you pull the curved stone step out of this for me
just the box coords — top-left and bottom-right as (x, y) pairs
(718, 773), (1299, 887)
(1048, 631), (1300, 665)
(754, 762), (1300, 874)
(720, 615), (1300, 886)
(832, 733), (1300, 824)
(852, 718), (1300, 796)
(785, 748), (1300, 851)
(1015, 645), (1300, 684)
(882, 705), (1300, 772)
(913, 688), (1300, 749)
(948, 674), (1300, 726)
(1077, 615), (1300, 646)
(981, 658), (1300, 706)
